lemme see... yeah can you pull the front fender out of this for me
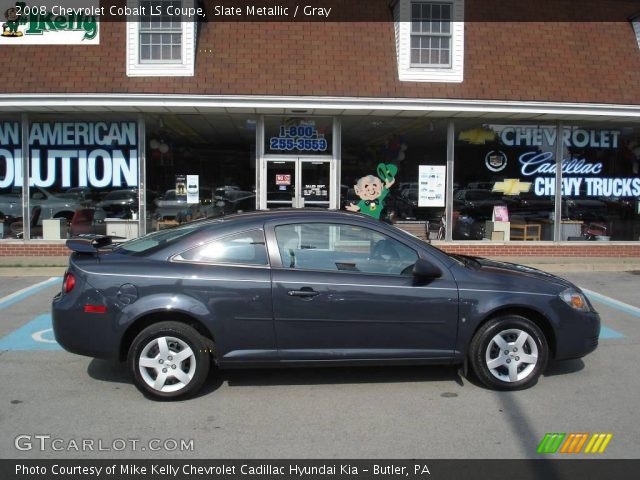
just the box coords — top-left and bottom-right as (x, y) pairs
(455, 290), (557, 357)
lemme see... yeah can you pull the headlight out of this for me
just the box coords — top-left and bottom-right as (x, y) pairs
(560, 288), (590, 312)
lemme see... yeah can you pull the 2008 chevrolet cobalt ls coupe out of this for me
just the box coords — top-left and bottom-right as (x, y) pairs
(53, 210), (600, 399)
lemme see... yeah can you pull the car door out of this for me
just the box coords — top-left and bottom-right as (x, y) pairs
(266, 220), (459, 361)
(171, 229), (276, 364)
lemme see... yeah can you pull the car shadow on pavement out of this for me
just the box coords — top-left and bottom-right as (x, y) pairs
(213, 365), (462, 389)
(87, 359), (130, 383)
(543, 358), (585, 377)
(87, 360), (463, 395)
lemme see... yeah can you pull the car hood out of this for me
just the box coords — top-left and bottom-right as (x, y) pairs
(468, 256), (575, 290)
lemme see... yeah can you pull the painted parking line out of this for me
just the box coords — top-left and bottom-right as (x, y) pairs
(0, 277), (61, 310)
(583, 288), (640, 318)
(0, 314), (61, 351)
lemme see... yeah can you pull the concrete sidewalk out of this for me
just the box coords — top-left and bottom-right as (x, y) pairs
(0, 255), (639, 276)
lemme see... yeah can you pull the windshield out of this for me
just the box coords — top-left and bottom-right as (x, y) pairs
(116, 224), (202, 255)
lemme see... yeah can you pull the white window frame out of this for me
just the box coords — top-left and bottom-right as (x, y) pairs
(632, 14), (640, 51)
(126, 0), (196, 77)
(393, 0), (464, 83)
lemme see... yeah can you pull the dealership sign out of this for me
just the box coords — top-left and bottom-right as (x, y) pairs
(0, 1), (99, 44)
(0, 121), (138, 188)
(499, 126), (620, 149)
(493, 126), (640, 197)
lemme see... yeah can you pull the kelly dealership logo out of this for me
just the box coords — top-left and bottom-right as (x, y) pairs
(1, 1), (98, 43)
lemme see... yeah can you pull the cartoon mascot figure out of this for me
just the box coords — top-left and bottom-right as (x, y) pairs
(345, 163), (398, 220)
(2, 2), (24, 37)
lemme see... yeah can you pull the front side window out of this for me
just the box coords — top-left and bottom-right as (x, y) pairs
(174, 230), (268, 266)
(410, 2), (452, 67)
(275, 223), (418, 275)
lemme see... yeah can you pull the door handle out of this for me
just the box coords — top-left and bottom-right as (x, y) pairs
(287, 288), (320, 298)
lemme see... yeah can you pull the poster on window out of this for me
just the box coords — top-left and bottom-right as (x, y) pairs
(175, 175), (187, 201)
(275, 174), (291, 186)
(418, 165), (446, 207)
(186, 175), (199, 204)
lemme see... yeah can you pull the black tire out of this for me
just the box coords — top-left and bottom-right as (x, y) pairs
(469, 315), (548, 390)
(127, 321), (212, 400)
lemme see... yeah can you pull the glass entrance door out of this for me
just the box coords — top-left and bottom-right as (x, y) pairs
(263, 158), (331, 209)
(266, 160), (297, 209)
(300, 159), (330, 208)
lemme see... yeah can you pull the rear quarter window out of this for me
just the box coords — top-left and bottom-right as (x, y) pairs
(116, 224), (203, 256)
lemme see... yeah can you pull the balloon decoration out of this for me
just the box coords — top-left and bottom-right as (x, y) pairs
(148, 137), (172, 166)
(384, 134), (408, 163)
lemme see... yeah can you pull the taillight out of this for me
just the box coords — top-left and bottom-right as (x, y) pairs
(84, 305), (107, 314)
(63, 272), (76, 294)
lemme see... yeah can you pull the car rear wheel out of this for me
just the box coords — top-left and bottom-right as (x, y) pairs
(127, 321), (211, 400)
(469, 315), (548, 390)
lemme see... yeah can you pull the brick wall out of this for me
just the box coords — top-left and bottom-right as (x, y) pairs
(1, 0), (639, 104)
(394, 222), (640, 257)
(1, 240), (639, 258)
(0, 243), (71, 256)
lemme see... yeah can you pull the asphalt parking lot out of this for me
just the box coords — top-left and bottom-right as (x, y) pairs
(0, 270), (638, 459)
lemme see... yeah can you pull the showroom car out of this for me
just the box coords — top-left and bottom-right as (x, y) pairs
(52, 210), (600, 400)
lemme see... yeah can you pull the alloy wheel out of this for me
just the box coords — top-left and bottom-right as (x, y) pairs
(484, 328), (539, 383)
(138, 336), (196, 393)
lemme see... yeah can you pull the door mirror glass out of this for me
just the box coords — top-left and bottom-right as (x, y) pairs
(412, 258), (442, 278)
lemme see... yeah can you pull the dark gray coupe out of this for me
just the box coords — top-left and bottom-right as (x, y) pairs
(52, 210), (600, 399)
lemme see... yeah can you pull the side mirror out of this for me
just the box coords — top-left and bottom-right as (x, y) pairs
(412, 258), (442, 279)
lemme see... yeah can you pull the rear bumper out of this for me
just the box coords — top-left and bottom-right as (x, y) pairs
(52, 292), (120, 359)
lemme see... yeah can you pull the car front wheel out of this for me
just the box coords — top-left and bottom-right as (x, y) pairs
(128, 321), (211, 400)
(469, 315), (548, 390)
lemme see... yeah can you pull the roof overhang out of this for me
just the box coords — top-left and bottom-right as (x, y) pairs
(1, 94), (640, 122)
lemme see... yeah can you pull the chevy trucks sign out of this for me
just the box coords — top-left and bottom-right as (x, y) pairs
(0, 1), (99, 44)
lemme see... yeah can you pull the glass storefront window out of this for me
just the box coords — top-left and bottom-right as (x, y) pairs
(454, 121), (557, 241)
(341, 116), (448, 232)
(0, 117), (22, 239)
(26, 115), (139, 240)
(145, 113), (257, 231)
(560, 124), (640, 241)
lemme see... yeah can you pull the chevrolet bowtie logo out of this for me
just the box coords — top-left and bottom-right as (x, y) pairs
(458, 128), (497, 145)
(492, 178), (532, 195)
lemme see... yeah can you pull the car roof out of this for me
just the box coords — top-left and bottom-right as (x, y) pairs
(196, 208), (380, 226)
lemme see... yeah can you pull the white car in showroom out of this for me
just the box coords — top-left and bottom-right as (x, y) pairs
(0, 187), (81, 223)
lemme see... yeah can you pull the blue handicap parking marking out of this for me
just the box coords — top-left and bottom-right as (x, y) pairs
(0, 314), (62, 351)
(599, 325), (625, 339)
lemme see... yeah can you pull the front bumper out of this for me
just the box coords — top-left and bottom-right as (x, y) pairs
(553, 307), (601, 361)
